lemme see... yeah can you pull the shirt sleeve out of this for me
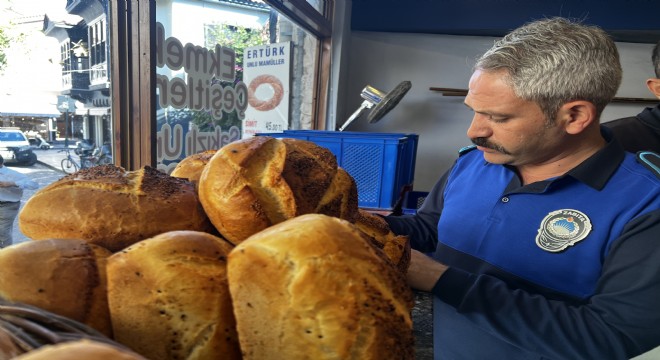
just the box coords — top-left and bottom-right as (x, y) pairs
(384, 170), (449, 253)
(14, 177), (39, 190)
(432, 209), (660, 359)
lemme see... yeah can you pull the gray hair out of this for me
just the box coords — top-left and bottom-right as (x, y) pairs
(475, 17), (622, 122)
(652, 41), (660, 78)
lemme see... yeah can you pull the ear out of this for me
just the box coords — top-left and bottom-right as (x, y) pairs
(557, 100), (597, 135)
(646, 78), (660, 98)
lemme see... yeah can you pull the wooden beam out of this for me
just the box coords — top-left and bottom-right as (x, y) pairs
(110, 0), (156, 171)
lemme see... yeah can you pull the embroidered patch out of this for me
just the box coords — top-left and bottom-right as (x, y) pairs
(536, 209), (592, 252)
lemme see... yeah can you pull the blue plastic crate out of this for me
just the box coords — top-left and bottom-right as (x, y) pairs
(256, 130), (418, 210)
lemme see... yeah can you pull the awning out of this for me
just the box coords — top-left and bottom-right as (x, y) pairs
(0, 94), (62, 118)
(0, 110), (61, 117)
(75, 107), (110, 116)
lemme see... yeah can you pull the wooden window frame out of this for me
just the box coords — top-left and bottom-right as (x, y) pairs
(109, 0), (155, 170)
(263, 0), (333, 130)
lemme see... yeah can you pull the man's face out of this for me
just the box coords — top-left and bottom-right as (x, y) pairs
(464, 69), (564, 167)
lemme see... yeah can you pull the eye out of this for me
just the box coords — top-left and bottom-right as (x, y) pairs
(489, 115), (508, 123)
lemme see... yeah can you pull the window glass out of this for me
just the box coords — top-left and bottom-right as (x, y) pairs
(155, 0), (320, 174)
(1, 0), (111, 156)
(0, 0), (70, 139)
(88, 17), (107, 86)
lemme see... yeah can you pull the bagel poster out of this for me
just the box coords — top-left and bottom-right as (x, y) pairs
(242, 42), (292, 138)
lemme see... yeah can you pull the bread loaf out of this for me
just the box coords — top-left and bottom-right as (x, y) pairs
(12, 339), (147, 360)
(227, 214), (415, 359)
(171, 149), (217, 184)
(106, 230), (241, 360)
(354, 209), (411, 273)
(0, 239), (112, 336)
(199, 136), (358, 244)
(18, 165), (211, 252)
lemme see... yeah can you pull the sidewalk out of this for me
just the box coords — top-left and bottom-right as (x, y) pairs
(33, 144), (74, 172)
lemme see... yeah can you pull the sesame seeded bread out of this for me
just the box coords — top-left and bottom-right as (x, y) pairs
(354, 209), (411, 274)
(227, 214), (415, 360)
(170, 149), (218, 185)
(198, 136), (358, 245)
(18, 165), (211, 252)
(106, 230), (240, 360)
(0, 239), (113, 337)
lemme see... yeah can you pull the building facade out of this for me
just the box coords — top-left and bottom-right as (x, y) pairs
(43, 0), (111, 149)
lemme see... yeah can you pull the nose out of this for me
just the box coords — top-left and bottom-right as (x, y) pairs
(466, 113), (491, 139)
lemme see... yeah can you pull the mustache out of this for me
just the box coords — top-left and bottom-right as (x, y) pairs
(471, 138), (511, 155)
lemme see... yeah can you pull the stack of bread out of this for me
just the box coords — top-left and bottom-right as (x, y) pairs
(4, 136), (415, 359)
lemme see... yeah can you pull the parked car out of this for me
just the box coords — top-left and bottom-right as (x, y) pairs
(0, 128), (38, 166)
(28, 135), (52, 150)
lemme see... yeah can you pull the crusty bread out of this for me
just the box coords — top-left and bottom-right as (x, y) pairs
(12, 339), (147, 360)
(18, 165), (211, 252)
(171, 149), (217, 184)
(0, 239), (112, 337)
(106, 231), (241, 360)
(227, 214), (415, 359)
(199, 136), (358, 244)
(354, 209), (411, 273)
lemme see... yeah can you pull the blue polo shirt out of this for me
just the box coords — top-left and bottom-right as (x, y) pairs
(386, 130), (660, 359)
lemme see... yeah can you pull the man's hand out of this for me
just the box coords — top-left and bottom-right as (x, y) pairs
(406, 249), (448, 292)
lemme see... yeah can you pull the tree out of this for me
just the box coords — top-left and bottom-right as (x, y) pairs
(184, 22), (270, 132)
(0, 26), (9, 72)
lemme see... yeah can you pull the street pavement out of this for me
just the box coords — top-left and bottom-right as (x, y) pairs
(7, 146), (70, 245)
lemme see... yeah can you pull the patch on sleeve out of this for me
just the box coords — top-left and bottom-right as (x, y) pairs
(637, 151), (660, 179)
(458, 145), (477, 156)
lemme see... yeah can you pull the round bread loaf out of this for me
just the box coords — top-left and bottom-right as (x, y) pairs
(227, 214), (415, 359)
(199, 136), (358, 244)
(0, 239), (112, 336)
(18, 165), (211, 252)
(354, 209), (411, 273)
(106, 230), (241, 360)
(170, 149), (217, 184)
(12, 339), (147, 360)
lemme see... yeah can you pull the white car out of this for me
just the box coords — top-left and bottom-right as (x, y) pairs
(28, 135), (52, 150)
(0, 128), (37, 166)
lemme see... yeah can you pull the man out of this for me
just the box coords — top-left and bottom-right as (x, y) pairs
(604, 40), (660, 153)
(0, 155), (38, 247)
(386, 18), (660, 359)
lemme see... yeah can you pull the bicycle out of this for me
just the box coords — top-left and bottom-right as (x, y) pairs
(60, 147), (113, 174)
(59, 148), (82, 174)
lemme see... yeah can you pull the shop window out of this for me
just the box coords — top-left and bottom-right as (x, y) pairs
(155, 0), (328, 174)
